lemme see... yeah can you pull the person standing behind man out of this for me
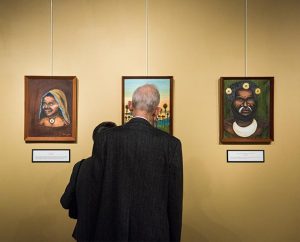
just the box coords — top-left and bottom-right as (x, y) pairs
(92, 84), (183, 242)
(60, 121), (117, 240)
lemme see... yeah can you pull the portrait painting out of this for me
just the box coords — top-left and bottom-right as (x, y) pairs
(24, 76), (77, 142)
(122, 76), (173, 134)
(220, 77), (274, 144)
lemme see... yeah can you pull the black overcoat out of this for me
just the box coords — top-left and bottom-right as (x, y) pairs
(61, 118), (183, 242)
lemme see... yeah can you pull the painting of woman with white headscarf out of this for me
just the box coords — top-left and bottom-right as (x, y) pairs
(25, 76), (77, 142)
(39, 89), (70, 127)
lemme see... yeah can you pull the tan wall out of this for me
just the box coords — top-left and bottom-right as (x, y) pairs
(1, 0), (300, 241)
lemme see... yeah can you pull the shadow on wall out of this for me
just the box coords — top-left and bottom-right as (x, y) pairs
(182, 223), (209, 242)
(182, 213), (240, 242)
(13, 168), (75, 242)
(14, 210), (58, 242)
(181, 157), (240, 242)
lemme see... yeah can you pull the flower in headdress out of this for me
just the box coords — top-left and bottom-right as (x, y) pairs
(226, 88), (232, 95)
(255, 88), (261, 95)
(243, 83), (250, 89)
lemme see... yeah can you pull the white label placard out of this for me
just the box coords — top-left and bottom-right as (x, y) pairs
(227, 150), (264, 162)
(32, 149), (70, 163)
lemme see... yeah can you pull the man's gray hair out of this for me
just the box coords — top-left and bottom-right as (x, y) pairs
(132, 84), (160, 113)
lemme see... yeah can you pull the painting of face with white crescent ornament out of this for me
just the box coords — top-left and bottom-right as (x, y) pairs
(39, 89), (70, 128)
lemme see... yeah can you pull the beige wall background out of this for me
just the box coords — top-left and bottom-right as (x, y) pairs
(1, 0), (300, 241)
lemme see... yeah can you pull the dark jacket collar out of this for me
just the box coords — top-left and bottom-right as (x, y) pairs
(126, 117), (152, 128)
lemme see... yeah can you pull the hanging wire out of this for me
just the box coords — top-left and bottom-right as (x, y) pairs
(145, 0), (149, 76)
(245, 0), (248, 76)
(50, 0), (53, 76)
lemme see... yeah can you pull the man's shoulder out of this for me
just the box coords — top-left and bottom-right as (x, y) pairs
(73, 159), (83, 171)
(150, 127), (182, 149)
(102, 122), (181, 145)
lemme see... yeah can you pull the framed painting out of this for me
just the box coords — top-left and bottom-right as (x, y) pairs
(24, 76), (77, 142)
(220, 77), (274, 144)
(122, 76), (173, 134)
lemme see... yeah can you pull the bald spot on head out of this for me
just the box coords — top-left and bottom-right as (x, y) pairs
(132, 84), (160, 114)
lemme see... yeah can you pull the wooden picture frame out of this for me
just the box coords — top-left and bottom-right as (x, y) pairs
(122, 76), (173, 134)
(24, 76), (77, 142)
(220, 77), (274, 144)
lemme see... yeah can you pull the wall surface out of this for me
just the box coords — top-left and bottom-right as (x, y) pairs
(1, 0), (300, 241)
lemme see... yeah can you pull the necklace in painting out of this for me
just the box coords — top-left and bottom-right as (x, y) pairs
(233, 119), (257, 137)
(49, 114), (58, 125)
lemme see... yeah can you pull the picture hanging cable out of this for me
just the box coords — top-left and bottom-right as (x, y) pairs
(50, 0), (54, 76)
(145, 0), (149, 76)
(245, 0), (248, 76)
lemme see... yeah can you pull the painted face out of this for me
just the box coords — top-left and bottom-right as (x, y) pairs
(42, 96), (59, 117)
(233, 89), (256, 117)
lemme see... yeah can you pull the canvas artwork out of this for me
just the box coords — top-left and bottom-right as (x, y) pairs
(220, 77), (274, 144)
(122, 76), (173, 134)
(24, 76), (77, 142)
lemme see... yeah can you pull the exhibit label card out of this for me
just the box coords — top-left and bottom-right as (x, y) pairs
(32, 149), (70, 163)
(227, 150), (264, 163)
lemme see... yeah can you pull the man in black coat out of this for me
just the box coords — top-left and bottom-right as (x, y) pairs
(62, 84), (183, 242)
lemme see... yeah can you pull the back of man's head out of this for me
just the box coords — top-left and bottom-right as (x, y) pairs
(132, 84), (160, 114)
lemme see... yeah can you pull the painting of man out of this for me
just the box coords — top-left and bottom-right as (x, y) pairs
(220, 77), (274, 143)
